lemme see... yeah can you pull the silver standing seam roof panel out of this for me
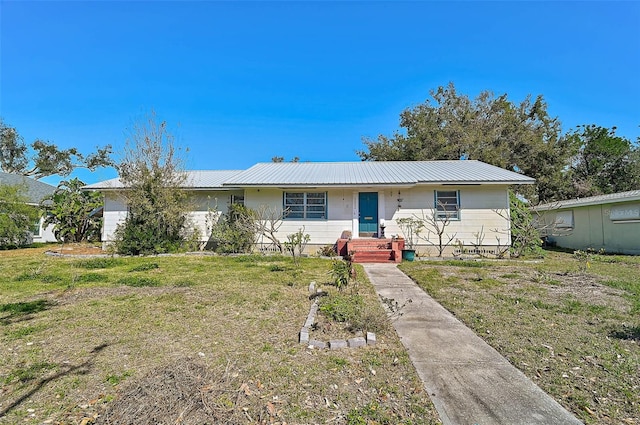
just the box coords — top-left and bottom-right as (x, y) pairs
(83, 161), (535, 190)
(83, 170), (244, 190)
(222, 160), (535, 187)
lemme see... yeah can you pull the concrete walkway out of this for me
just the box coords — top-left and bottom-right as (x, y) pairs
(362, 263), (583, 425)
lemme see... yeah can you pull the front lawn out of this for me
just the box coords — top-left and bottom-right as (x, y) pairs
(400, 251), (640, 425)
(0, 248), (439, 425)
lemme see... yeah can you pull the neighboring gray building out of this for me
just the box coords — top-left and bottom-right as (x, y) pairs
(0, 172), (57, 243)
(535, 190), (640, 255)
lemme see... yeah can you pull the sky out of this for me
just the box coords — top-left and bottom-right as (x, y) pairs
(1, 1), (639, 186)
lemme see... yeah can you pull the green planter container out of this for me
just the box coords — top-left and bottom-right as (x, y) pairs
(402, 249), (415, 261)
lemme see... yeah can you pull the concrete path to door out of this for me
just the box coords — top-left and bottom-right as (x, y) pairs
(362, 263), (584, 425)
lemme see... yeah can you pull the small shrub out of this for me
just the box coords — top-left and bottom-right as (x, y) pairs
(319, 293), (364, 323)
(284, 228), (310, 268)
(329, 258), (353, 291)
(349, 305), (390, 333)
(117, 276), (161, 287)
(113, 216), (193, 255)
(209, 204), (256, 254)
(573, 248), (603, 273)
(129, 263), (160, 272)
(269, 264), (285, 272)
(317, 244), (337, 257)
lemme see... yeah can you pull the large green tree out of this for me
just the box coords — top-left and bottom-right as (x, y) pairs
(566, 125), (640, 197)
(357, 83), (577, 203)
(0, 184), (40, 247)
(112, 112), (197, 255)
(41, 178), (102, 243)
(0, 119), (113, 179)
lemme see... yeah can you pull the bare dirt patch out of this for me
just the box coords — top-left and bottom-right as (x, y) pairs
(95, 358), (265, 425)
(46, 243), (106, 256)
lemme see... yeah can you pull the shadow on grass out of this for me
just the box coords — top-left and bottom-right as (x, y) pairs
(609, 324), (640, 341)
(0, 299), (55, 325)
(0, 343), (109, 419)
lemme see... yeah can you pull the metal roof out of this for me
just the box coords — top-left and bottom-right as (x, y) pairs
(83, 170), (244, 190)
(84, 161), (534, 190)
(535, 190), (640, 211)
(222, 160), (535, 187)
(0, 172), (55, 204)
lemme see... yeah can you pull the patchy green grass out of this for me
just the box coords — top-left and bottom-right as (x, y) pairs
(401, 250), (640, 425)
(117, 276), (161, 287)
(0, 247), (439, 424)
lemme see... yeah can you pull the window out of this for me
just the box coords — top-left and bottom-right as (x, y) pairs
(284, 192), (327, 219)
(435, 190), (460, 220)
(31, 218), (41, 236)
(555, 211), (574, 228)
(231, 194), (244, 206)
(610, 204), (640, 221)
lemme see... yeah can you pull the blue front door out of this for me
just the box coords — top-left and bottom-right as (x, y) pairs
(359, 192), (378, 235)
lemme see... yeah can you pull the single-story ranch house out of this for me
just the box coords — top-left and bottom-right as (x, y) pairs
(85, 160), (534, 260)
(535, 190), (640, 255)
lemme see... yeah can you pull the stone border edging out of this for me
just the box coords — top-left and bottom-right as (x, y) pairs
(299, 281), (376, 350)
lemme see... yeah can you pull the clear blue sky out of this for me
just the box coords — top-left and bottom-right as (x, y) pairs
(1, 1), (639, 186)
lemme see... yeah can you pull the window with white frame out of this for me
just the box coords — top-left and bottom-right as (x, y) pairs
(435, 190), (460, 220)
(284, 192), (327, 219)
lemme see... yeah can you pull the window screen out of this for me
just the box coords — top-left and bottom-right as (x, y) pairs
(284, 192), (327, 219)
(435, 190), (460, 220)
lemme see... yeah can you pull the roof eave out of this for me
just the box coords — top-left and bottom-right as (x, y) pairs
(221, 183), (417, 188)
(418, 180), (535, 186)
(535, 195), (640, 211)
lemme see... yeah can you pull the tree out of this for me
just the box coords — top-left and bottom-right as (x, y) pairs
(271, 156), (300, 163)
(0, 119), (113, 179)
(357, 82), (576, 203)
(284, 227), (310, 267)
(499, 192), (544, 258)
(0, 184), (40, 247)
(41, 178), (102, 243)
(416, 203), (458, 257)
(566, 125), (640, 197)
(112, 112), (197, 255)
